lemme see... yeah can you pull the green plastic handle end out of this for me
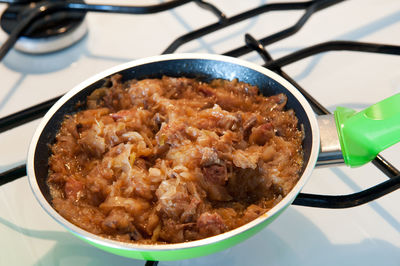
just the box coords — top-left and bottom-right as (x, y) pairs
(334, 93), (400, 167)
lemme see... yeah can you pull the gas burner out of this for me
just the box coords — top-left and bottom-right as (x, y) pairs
(0, 0), (87, 54)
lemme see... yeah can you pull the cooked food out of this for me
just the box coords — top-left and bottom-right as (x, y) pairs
(47, 75), (303, 244)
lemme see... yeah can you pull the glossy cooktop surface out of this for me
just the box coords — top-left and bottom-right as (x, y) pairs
(0, 1), (399, 265)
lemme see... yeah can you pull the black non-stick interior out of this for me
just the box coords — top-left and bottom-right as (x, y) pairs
(33, 58), (314, 204)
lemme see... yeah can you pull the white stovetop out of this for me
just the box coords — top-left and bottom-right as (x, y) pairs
(1, 0), (400, 265)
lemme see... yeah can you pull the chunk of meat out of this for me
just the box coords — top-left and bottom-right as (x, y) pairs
(201, 164), (227, 186)
(101, 208), (134, 234)
(197, 212), (226, 237)
(158, 219), (186, 243)
(232, 146), (262, 169)
(64, 177), (85, 201)
(152, 113), (166, 131)
(180, 197), (201, 223)
(202, 181), (232, 201)
(269, 93), (287, 111)
(78, 126), (106, 158)
(156, 121), (191, 147)
(249, 123), (274, 146)
(196, 104), (241, 131)
(243, 116), (258, 139)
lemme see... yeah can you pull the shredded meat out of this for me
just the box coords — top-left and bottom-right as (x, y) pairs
(48, 75), (303, 244)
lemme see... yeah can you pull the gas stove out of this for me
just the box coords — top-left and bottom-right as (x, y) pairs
(0, 1), (400, 265)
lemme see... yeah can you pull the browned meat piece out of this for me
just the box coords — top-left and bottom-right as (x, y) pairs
(158, 219), (186, 243)
(64, 177), (85, 201)
(152, 113), (166, 131)
(199, 156), (232, 202)
(202, 181), (233, 202)
(100, 74), (133, 111)
(201, 164), (227, 186)
(196, 104), (241, 131)
(249, 123), (274, 146)
(78, 129), (106, 157)
(243, 114), (258, 138)
(180, 197), (201, 223)
(156, 121), (190, 147)
(269, 93), (287, 110)
(101, 208), (134, 234)
(197, 212), (226, 238)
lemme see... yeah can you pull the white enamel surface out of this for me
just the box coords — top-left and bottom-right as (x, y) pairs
(1, 0), (400, 265)
(14, 21), (88, 54)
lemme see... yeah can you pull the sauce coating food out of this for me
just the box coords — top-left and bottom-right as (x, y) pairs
(48, 75), (303, 243)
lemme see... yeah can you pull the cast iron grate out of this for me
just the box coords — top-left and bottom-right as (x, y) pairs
(0, 0), (399, 264)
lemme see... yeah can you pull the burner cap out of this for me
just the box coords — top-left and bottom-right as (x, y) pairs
(0, 0), (88, 54)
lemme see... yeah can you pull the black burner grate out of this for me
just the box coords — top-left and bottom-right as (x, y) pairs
(1, 0), (86, 38)
(0, 0), (400, 264)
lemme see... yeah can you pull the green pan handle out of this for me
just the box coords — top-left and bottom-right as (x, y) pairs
(334, 93), (400, 167)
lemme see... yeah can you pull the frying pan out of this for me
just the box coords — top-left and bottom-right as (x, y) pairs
(26, 53), (400, 261)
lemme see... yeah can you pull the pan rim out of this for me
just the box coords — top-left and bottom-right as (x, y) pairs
(27, 53), (320, 252)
